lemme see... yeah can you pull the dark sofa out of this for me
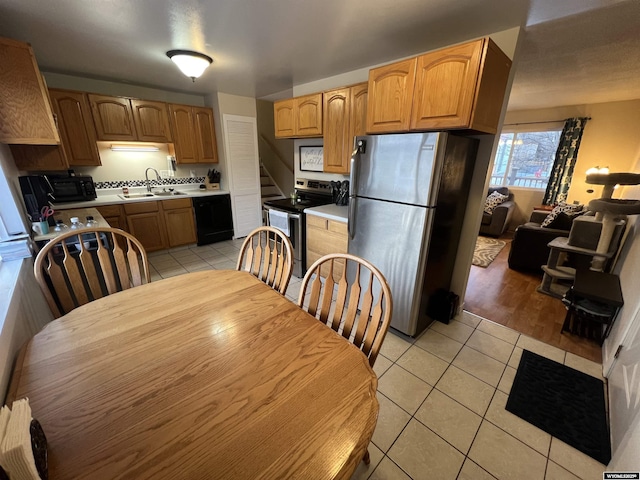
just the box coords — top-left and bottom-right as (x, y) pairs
(508, 210), (570, 271)
(479, 187), (516, 237)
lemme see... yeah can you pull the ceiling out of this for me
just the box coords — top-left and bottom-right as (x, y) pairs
(0, 0), (638, 110)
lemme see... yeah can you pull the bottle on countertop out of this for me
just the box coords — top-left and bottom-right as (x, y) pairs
(85, 216), (98, 227)
(53, 219), (69, 232)
(69, 217), (85, 230)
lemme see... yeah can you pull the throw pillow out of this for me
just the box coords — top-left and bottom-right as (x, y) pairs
(484, 191), (508, 214)
(545, 211), (585, 230)
(541, 202), (583, 227)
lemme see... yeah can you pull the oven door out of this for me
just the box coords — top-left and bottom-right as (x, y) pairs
(265, 207), (303, 278)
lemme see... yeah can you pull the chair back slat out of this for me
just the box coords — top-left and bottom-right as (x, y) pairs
(78, 238), (103, 300)
(45, 251), (75, 315)
(236, 227), (294, 295)
(34, 228), (150, 318)
(126, 239), (144, 286)
(60, 239), (91, 307)
(298, 253), (393, 367)
(353, 270), (375, 346)
(110, 231), (131, 290)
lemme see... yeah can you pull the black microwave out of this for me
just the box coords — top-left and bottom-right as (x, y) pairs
(19, 175), (97, 218)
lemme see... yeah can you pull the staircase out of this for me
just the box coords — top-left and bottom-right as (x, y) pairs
(260, 164), (285, 203)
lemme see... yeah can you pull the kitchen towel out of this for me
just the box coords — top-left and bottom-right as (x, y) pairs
(268, 209), (290, 237)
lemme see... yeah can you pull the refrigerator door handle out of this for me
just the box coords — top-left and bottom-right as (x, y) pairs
(348, 146), (361, 239)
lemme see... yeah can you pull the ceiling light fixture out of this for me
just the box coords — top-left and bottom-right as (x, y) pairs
(166, 50), (213, 82)
(110, 144), (160, 152)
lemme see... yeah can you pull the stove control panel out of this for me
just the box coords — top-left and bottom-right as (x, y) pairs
(295, 178), (331, 194)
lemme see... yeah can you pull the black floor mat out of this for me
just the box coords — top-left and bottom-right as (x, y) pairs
(506, 349), (611, 465)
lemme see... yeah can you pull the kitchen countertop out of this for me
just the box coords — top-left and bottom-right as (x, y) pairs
(33, 208), (109, 242)
(304, 204), (348, 223)
(52, 186), (230, 209)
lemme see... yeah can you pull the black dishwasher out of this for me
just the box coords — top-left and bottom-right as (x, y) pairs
(192, 195), (234, 245)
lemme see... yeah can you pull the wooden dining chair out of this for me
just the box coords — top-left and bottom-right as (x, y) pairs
(34, 227), (150, 318)
(236, 226), (294, 295)
(297, 253), (393, 368)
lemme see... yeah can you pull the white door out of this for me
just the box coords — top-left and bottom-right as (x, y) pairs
(607, 306), (640, 469)
(223, 114), (262, 238)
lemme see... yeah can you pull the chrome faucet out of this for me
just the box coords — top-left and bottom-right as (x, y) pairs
(145, 167), (162, 192)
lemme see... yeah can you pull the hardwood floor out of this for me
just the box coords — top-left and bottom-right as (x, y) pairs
(464, 237), (602, 363)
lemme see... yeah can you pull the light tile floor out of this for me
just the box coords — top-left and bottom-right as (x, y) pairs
(149, 241), (607, 480)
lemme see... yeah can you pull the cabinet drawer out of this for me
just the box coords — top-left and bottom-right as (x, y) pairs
(96, 205), (123, 217)
(307, 227), (348, 255)
(328, 220), (347, 235)
(161, 198), (192, 210)
(123, 201), (159, 215)
(307, 214), (328, 230)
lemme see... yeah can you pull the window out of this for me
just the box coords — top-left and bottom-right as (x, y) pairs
(490, 128), (563, 189)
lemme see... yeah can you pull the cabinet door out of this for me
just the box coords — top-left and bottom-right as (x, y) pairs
(410, 40), (482, 131)
(306, 215), (348, 278)
(131, 99), (172, 142)
(347, 82), (368, 167)
(193, 107), (218, 163)
(274, 99), (295, 138)
(366, 58), (416, 133)
(323, 88), (350, 174)
(169, 104), (198, 164)
(49, 89), (101, 166)
(295, 94), (323, 137)
(164, 208), (196, 247)
(126, 212), (167, 252)
(89, 94), (137, 141)
(10, 144), (69, 171)
(0, 38), (59, 145)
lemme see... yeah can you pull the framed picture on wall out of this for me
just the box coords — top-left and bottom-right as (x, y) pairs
(299, 146), (323, 172)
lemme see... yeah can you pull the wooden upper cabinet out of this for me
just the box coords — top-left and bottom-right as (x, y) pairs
(366, 58), (416, 134)
(295, 94), (323, 137)
(273, 94), (323, 138)
(0, 37), (59, 145)
(193, 107), (218, 163)
(89, 94), (137, 141)
(349, 83), (369, 149)
(10, 144), (69, 171)
(169, 104), (197, 164)
(323, 88), (350, 174)
(169, 104), (218, 164)
(274, 99), (295, 138)
(323, 83), (367, 174)
(131, 99), (172, 142)
(48, 89), (101, 166)
(367, 38), (511, 134)
(410, 40), (482, 131)
(410, 38), (511, 133)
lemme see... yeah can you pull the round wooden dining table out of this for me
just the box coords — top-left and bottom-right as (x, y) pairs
(7, 270), (379, 479)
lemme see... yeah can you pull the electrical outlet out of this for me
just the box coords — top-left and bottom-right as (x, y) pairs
(190, 170), (196, 178)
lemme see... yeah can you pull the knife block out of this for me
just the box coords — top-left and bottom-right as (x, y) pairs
(205, 178), (220, 190)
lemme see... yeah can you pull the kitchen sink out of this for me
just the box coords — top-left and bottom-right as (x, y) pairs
(117, 191), (187, 200)
(118, 193), (155, 200)
(152, 190), (186, 196)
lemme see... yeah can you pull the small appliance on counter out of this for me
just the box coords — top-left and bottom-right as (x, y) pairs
(19, 173), (96, 211)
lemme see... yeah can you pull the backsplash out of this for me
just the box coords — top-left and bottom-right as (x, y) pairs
(95, 176), (206, 189)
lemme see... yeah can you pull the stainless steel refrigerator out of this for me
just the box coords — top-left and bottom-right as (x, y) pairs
(348, 132), (478, 336)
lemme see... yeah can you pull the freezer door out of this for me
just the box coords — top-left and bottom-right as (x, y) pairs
(348, 196), (433, 335)
(354, 133), (445, 206)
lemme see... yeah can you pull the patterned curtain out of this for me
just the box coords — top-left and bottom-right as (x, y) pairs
(543, 117), (589, 205)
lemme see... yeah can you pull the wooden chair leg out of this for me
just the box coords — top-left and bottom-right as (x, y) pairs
(363, 449), (370, 465)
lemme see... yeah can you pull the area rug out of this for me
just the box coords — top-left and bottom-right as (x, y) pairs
(472, 236), (506, 268)
(506, 350), (611, 465)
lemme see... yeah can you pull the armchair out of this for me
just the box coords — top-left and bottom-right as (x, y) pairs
(479, 187), (516, 237)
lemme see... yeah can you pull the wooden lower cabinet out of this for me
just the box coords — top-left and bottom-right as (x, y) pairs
(124, 202), (168, 253)
(306, 214), (348, 278)
(96, 205), (127, 232)
(161, 199), (196, 247)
